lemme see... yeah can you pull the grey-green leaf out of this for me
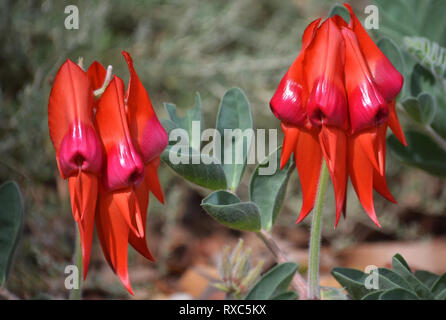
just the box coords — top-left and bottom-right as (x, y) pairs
(378, 37), (405, 76)
(379, 288), (419, 300)
(201, 191), (261, 232)
(362, 290), (384, 300)
(328, 4), (350, 23)
(216, 88), (253, 192)
(388, 130), (446, 176)
(0, 181), (24, 286)
(431, 273), (446, 297)
(271, 291), (298, 300)
(245, 262), (298, 300)
(161, 146), (227, 190)
(331, 267), (372, 300)
(164, 93), (203, 150)
(392, 254), (434, 299)
(415, 270), (440, 290)
(250, 147), (294, 231)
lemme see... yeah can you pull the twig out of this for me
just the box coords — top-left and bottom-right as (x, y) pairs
(255, 229), (308, 300)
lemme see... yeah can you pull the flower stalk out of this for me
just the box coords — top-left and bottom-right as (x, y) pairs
(307, 161), (329, 299)
(69, 227), (83, 300)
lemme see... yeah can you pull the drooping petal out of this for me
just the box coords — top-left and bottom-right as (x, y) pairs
(68, 171), (98, 279)
(129, 179), (155, 261)
(87, 61), (106, 91)
(112, 188), (145, 239)
(305, 18), (348, 129)
(94, 76), (145, 191)
(318, 125), (347, 226)
(356, 127), (383, 175)
(122, 51), (168, 164)
(48, 59), (102, 178)
(95, 188), (133, 294)
(145, 157), (165, 204)
(373, 125), (397, 203)
(280, 123), (300, 170)
(348, 134), (381, 227)
(345, 3), (403, 102)
(295, 129), (323, 223)
(388, 101), (407, 146)
(269, 19), (321, 126)
(342, 27), (389, 133)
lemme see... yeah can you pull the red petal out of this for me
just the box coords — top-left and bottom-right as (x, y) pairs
(305, 18), (348, 129)
(280, 123), (300, 170)
(122, 51), (168, 164)
(348, 135), (381, 227)
(388, 101), (407, 146)
(96, 188), (134, 295)
(68, 171), (98, 279)
(373, 125), (397, 203)
(86, 61), (106, 91)
(129, 179), (155, 261)
(295, 129), (323, 223)
(94, 76), (145, 191)
(356, 127), (383, 175)
(145, 157), (165, 204)
(269, 19), (320, 126)
(345, 4), (403, 102)
(48, 59), (102, 178)
(112, 188), (145, 238)
(341, 27), (389, 133)
(318, 125), (347, 226)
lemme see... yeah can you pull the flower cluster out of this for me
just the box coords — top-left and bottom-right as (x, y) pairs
(270, 4), (407, 227)
(48, 51), (167, 293)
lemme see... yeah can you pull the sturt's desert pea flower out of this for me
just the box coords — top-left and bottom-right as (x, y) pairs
(270, 3), (407, 227)
(48, 51), (167, 294)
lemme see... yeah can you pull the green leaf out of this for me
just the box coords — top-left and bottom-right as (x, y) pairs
(331, 267), (371, 300)
(379, 288), (419, 300)
(328, 4), (350, 23)
(388, 130), (446, 176)
(410, 63), (436, 97)
(161, 146), (227, 190)
(415, 270), (440, 290)
(392, 254), (434, 299)
(216, 88), (253, 192)
(435, 289), (446, 300)
(201, 191), (261, 232)
(431, 273), (446, 297)
(245, 262), (298, 300)
(378, 37), (405, 76)
(377, 268), (412, 291)
(0, 181), (24, 286)
(249, 147), (294, 231)
(401, 93), (436, 126)
(320, 287), (348, 300)
(164, 93), (203, 150)
(362, 290), (384, 300)
(271, 291), (298, 300)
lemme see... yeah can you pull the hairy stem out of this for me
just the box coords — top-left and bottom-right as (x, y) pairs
(307, 161), (329, 299)
(256, 229), (308, 299)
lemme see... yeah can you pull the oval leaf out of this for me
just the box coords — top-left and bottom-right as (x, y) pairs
(379, 288), (419, 300)
(201, 191), (261, 232)
(250, 147), (294, 231)
(245, 262), (298, 300)
(0, 181), (24, 286)
(331, 267), (372, 300)
(388, 130), (446, 176)
(161, 147), (227, 190)
(216, 88), (254, 192)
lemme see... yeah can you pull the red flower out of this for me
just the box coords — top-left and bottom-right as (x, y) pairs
(270, 4), (407, 227)
(48, 51), (167, 293)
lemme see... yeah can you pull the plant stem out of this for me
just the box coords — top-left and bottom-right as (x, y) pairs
(307, 161), (329, 299)
(256, 229), (308, 299)
(69, 226), (83, 300)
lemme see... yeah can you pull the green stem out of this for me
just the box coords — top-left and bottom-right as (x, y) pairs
(307, 161), (329, 299)
(69, 227), (83, 300)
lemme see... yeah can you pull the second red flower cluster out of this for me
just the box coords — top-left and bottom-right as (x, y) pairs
(270, 4), (407, 227)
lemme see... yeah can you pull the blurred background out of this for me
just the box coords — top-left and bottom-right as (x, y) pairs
(1, 0), (445, 299)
